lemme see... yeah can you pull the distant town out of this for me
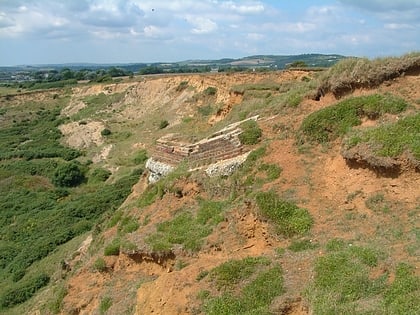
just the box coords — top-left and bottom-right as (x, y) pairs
(0, 54), (345, 87)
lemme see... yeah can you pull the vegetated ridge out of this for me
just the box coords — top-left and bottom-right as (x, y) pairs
(0, 53), (419, 315)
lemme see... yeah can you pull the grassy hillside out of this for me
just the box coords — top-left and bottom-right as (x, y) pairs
(0, 53), (419, 314)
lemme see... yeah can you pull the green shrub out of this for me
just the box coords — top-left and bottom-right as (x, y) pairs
(133, 149), (148, 165)
(90, 168), (111, 182)
(300, 94), (408, 143)
(176, 81), (188, 91)
(93, 257), (107, 272)
(0, 273), (50, 308)
(159, 120), (169, 129)
(118, 216), (140, 234)
(104, 239), (120, 256)
(47, 284), (67, 314)
(101, 128), (111, 136)
(52, 162), (85, 187)
(239, 120), (262, 145)
(197, 105), (214, 116)
(203, 87), (217, 96)
(255, 191), (313, 237)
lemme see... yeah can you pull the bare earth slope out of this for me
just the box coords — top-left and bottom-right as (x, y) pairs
(11, 70), (417, 315)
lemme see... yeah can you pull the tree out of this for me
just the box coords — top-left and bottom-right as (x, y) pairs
(52, 162), (85, 187)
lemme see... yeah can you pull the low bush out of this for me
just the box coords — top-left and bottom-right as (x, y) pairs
(159, 120), (169, 129)
(101, 128), (111, 136)
(203, 87), (217, 96)
(0, 273), (50, 308)
(90, 167), (111, 182)
(256, 191), (313, 237)
(118, 216), (140, 234)
(104, 239), (120, 256)
(239, 120), (262, 145)
(93, 257), (107, 272)
(176, 81), (188, 91)
(52, 162), (85, 187)
(300, 94), (408, 143)
(133, 149), (148, 165)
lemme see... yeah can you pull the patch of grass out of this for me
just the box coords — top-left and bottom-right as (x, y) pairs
(146, 211), (211, 253)
(99, 296), (112, 315)
(118, 216), (139, 234)
(344, 113), (420, 160)
(146, 196), (228, 253)
(255, 191), (313, 237)
(104, 238), (120, 256)
(231, 83), (280, 94)
(209, 256), (271, 290)
(239, 120), (262, 145)
(47, 284), (67, 314)
(197, 104), (214, 116)
(318, 53), (420, 97)
(196, 199), (226, 225)
(93, 257), (107, 272)
(0, 273), (50, 308)
(196, 270), (209, 281)
(203, 258), (283, 315)
(203, 87), (217, 96)
(90, 167), (111, 182)
(258, 163), (282, 181)
(288, 239), (319, 252)
(300, 94), (408, 143)
(174, 259), (189, 270)
(176, 81), (189, 92)
(365, 193), (390, 213)
(306, 244), (387, 314)
(73, 92), (125, 120)
(383, 263), (420, 314)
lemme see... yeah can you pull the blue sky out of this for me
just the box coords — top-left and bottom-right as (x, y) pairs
(0, 0), (419, 65)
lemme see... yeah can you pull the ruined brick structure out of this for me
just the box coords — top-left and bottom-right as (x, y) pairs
(151, 116), (258, 168)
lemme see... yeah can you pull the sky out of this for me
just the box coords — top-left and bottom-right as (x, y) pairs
(0, 0), (419, 65)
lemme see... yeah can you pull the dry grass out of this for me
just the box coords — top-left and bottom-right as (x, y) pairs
(316, 52), (420, 98)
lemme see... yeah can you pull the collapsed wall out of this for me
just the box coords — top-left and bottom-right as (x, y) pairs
(146, 116), (258, 182)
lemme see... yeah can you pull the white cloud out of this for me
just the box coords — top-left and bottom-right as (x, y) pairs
(221, 1), (265, 14)
(186, 16), (218, 34)
(384, 23), (414, 30)
(247, 32), (264, 40)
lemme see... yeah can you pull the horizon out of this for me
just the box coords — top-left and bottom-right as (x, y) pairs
(2, 52), (349, 68)
(1, 0), (419, 66)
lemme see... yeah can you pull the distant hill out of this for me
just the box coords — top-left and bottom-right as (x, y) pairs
(0, 54), (348, 73)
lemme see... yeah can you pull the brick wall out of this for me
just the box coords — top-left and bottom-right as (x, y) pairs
(151, 116), (258, 168)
